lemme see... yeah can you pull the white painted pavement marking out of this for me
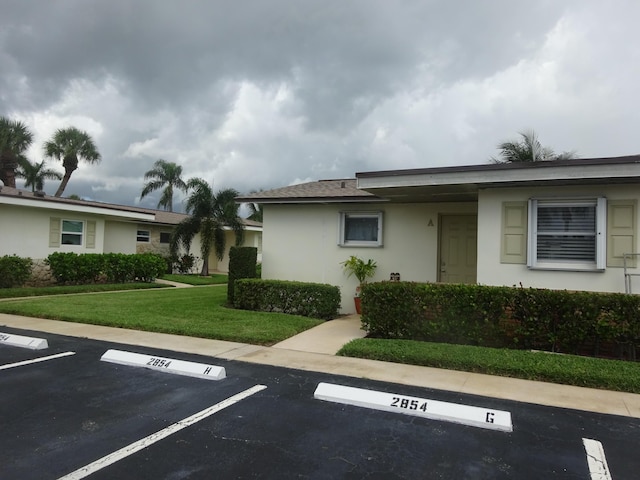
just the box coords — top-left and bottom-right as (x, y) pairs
(314, 382), (513, 432)
(0, 331), (48, 350)
(583, 438), (612, 480)
(57, 384), (267, 480)
(100, 349), (226, 380)
(0, 351), (76, 371)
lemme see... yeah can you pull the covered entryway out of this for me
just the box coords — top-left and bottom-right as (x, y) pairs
(439, 215), (477, 284)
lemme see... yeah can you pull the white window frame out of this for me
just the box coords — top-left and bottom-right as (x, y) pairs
(338, 211), (383, 247)
(137, 230), (151, 243)
(527, 197), (606, 271)
(61, 219), (84, 246)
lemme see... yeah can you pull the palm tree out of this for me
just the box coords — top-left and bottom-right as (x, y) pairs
(0, 117), (33, 188)
(140, 159), (187, 212)
(15, 158), (62, 192)
(492, 130), (577, 163)
(44, 127), (101, 197)
(246, 202), (263, 222)
(171, 178), (245, 275)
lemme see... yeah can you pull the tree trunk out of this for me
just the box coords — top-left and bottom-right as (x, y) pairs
(0, 166), (16, 188)
(200, 257), (209, 276)
(54, 172), (72, 197)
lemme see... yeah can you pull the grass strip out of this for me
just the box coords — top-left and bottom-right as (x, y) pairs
(161, 274), (228, 285)
(338, 338), (640, 394)
(0, 282), (168, 299)
(0, 286), (322, 346)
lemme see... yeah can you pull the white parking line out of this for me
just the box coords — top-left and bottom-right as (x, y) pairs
(0, 351), (76, 370)
(583, 438), (612, 480)
(57, 384), (268, 480)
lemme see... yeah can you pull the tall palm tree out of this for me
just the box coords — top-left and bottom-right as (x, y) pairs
(0, 117), (33, 188)
(171, 178), (245, 275)
(44, 127), (101, 197)
(15, 158), (62, 192)
(492, 130), (577, 163)
(246, 202), (263, 222)
(140, 159), (187, 212)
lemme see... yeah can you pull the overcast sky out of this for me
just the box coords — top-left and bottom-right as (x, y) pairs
(2, 0), (639, 212)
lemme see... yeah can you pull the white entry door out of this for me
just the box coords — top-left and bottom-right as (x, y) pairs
(439, 215), (477, 284)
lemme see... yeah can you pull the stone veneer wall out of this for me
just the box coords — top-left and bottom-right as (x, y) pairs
(136, 225), (172, 257)
(25, 259), (57, 287)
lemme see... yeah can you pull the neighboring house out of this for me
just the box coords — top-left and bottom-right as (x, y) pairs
(0, 186), (262, 281)
(237, 155), (640, 313)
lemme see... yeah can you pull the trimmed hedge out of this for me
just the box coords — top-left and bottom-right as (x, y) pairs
(45, 252), (166, 285)
(0, 255), (33, 288)
(234, 279), (340, 320)
(361, 282), (640, 360)
(227, 246), (258, 305)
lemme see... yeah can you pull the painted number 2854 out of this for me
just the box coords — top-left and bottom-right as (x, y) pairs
(390, 396), (428, 412)
(146, 357), (172, 368)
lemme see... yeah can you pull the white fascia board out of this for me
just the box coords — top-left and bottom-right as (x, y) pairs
(357, 163), (640, 189)
(252, 198), (384, 204)
(0, 196), (155, 221)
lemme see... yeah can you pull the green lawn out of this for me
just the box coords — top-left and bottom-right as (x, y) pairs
(2, 282), (639, 393)
(0, 282), (168, 299)
(338, 338), (640, 394)
(162, 273), (228, 285)
(0, 286), (322, 345)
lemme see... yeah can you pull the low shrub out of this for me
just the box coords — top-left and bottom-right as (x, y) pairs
(0, 255), (33, 288)
(45, 252), (166, 285)
(361, 282), (640, 360)
(234, 279), (340, 320)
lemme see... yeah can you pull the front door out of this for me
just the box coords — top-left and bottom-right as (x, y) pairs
(439, 215), (477, 284)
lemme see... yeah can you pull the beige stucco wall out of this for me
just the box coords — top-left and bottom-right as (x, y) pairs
(104, 221), (137, 254)
(0, 204), (107, 258)
(262, 202), (477, 313)
(477, 185), (640, 293)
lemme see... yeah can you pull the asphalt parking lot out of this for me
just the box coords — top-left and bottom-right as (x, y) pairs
(1, 327), (638, 479)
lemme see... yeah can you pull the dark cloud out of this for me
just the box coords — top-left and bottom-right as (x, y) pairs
(2, 0), (637, 208)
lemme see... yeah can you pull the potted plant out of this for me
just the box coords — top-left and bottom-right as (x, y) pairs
(341, 255), (377, 314)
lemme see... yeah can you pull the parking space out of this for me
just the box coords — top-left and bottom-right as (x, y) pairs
(1, 327), (638, 479)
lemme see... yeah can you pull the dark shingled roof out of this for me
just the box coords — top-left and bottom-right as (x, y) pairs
(236, 179), (382, 203)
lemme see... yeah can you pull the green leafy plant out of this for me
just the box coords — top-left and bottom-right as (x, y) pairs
(341, 256), (377, 288)
(0, 255), (33, 288)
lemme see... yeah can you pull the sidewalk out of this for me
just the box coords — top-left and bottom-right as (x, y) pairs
(1, 312), (639, 419)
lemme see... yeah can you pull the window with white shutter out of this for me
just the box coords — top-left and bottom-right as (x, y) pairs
(527, 198), (606, 271)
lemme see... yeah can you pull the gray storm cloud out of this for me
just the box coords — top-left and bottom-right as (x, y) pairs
(1, 0), (637, 211)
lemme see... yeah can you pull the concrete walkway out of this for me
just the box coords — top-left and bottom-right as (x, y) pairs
(1, 312), (639, 419)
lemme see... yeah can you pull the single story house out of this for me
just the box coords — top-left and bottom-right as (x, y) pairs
(0, 186), (262, 281)
(237, 155), (640, 314)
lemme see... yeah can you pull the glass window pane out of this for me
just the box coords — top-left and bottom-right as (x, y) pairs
(535, 201), (597, 263)
(537, 206), (596, 233)
(537, 235), (596, 261)
(62, 220), (83, 233)
(137, 230), (150, 242)
(345, 216), (378, 242)
(61, 233), (82, 245)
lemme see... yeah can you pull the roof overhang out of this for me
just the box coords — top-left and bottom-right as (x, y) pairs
(356, 156), (640, 203)
(237, 196), (384, 205)
(0, 195), (155, 221)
